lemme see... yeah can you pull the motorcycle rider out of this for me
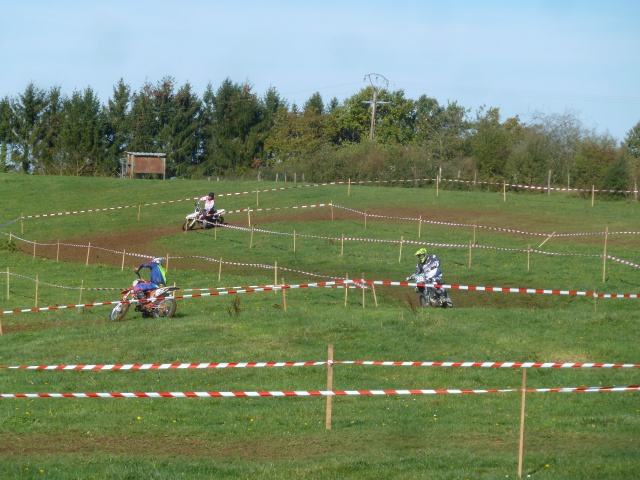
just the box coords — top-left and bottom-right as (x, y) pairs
(133, 257), (167, 303)
(198, 192), (217, 225)
(407, 247), (450, 306)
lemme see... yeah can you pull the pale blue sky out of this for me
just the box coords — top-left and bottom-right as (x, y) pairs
(1, 0), (638, 141)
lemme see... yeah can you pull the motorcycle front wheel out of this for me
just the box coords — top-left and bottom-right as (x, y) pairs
(110, 302), (130, 322)
(183, 219), (197, 231)
(152, 299), (177, 319)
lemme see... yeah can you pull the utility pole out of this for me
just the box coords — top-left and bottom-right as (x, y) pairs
(362, 73), (390, 141)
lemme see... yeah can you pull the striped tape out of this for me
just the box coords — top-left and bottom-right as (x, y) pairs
(3, 278), (640, 315)
(1, 385), (638, 399)
(2, 360), (638, 370)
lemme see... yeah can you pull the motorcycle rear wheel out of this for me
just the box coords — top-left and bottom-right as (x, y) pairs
(110, 302), (130, 322)
(152, 299), (177, 319)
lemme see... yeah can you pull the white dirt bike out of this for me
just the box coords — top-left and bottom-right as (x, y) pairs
(110, 278), (180, 321)
(183, 201), (226, 231)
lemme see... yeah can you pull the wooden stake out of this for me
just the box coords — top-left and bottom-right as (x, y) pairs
(56, 240), (60, 262)
(282, 277), (287, 312)
(137, 204), (141, 221)
(593, 288), (597, 312)
(21, 214), (24, 235)
(364, 211), (367, 229)
(33, 242), (36, 259)
(468, 240), (472, 268)
(6, 267), (9, 300)
(250, 226), (254, 249)
(344, 274), (348, 307)
(331, 201), (334, 220)
(538, 232), (556, 248)
(503, 181), (506, 202)
(341, 234), (344, 257)
(325, 344), (334, 430)
(256, 190), (259, 206)
(362, 273), (365, 309)
(602, 227), (608, 283)
(166, 254), (169, 272)
(436, 175), (439, 197)
(547, 170), (551, 195)
(398, 236), (403, 263)
(473, 225), (476, 244)
(527, 244), (531, 272)
(121, 249), (126, 271)
(517, 368), (527, 478)
(372, 281), (378, 307)
(218, 257), (222, 282)
(35, 274), (39, 308)
(85, 242), (91, 266)
(591, 185), (595, 207)
(418, 215), (422, 238)
(247, 208), (251, 227)
(79, 280), (84, 304)
(274, 261), (278, 286)
(348, 179), (351, 196)
(293, 230), (297, 255)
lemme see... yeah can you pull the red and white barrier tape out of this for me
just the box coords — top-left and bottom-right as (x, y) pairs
(2, 360), (638, 370)
(1, 385), (638, 399)
(3, 277), (640, 316)
(359, 279), (640, 299)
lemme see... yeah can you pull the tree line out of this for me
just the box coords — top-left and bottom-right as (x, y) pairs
(1, 76), (638, 192)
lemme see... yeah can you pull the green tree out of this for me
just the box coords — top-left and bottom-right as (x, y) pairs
(33, 86), (63, 174)
(167, 82), (202, 177)
(105, 79), (133, 176)
(572, 133), (618, 189)
(622, 121), (640, 191)
(469, 107), (511, 178)
(57, 87), (106, 175)
(0, 96), (12, 172)
(413, 96), (468, 166)
(9, 82), (48, 172)
(208, 78), (263, 174)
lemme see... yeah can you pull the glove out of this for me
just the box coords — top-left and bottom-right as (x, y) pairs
(134, 268), (138, 274)
(406, 276), (412, 281)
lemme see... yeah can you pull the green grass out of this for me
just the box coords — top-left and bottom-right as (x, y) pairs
(0, 173), (639, 479)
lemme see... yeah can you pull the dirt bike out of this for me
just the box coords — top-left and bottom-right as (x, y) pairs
(110, 277), (180, 321)
(183, 201), (226, 231)
(412, 273), (454, 308)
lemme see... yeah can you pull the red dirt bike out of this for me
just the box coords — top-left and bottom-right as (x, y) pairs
(110, 277), (180, 321)
(182, 201), (226, 231)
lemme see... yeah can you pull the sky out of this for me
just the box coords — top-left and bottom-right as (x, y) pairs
(1, 0), (639, 142)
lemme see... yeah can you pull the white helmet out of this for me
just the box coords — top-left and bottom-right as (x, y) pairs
(132, 279), (142, 287)
(153, 257), (163, 265)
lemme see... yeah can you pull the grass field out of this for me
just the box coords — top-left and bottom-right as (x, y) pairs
(0, 173), (639, 479)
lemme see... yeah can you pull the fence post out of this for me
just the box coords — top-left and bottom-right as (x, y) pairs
(398, 236), (403, 263)
(344, 274), (349, 307)
(218, 257), (223, 282)
(325, 344), (334, 430)
(517, 368), (527, 478)
(602, 227), (608, 283)
(282, 277), (287, 312)
(85, 242), (91, 266)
